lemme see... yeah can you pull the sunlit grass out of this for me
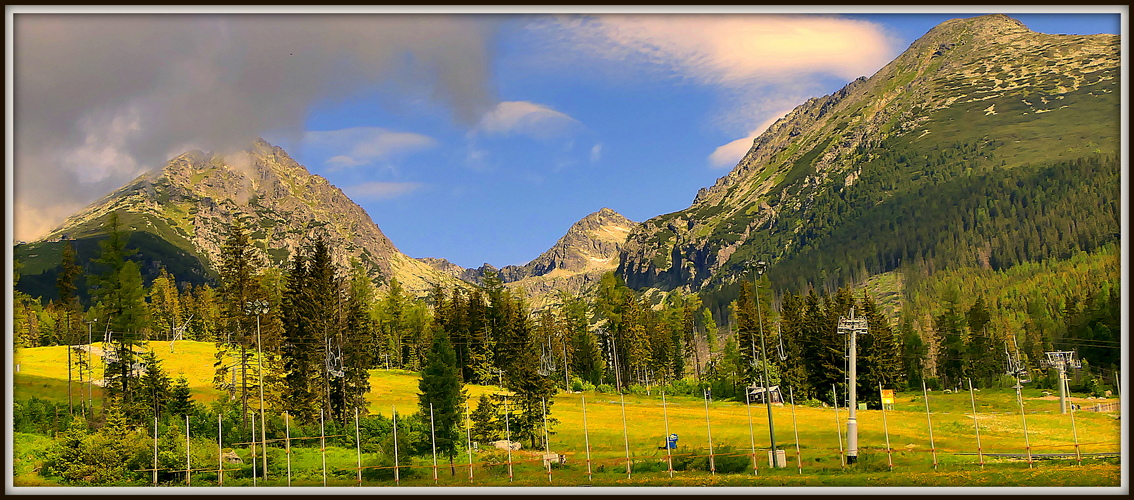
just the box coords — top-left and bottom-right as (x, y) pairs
(12, 342), (1122, 486)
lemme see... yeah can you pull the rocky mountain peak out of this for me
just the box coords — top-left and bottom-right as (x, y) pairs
(38, 140), (461, 296)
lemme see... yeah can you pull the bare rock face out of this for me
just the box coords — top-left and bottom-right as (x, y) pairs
(41, 139), (459, 296)
(617, 13), (1120, 294)
(419, 208), (638, 307)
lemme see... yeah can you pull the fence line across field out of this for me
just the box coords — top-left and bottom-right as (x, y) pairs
(130, 387), (1113, 486)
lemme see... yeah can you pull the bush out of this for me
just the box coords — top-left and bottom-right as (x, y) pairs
(476, 449), (512, 478)
(569, 377), (596, 392)
(43, 406), (148, 485)
(662, 378), (705, 396)
(921, 378), (941, 391)
(625, 384), (649, 395)
(711, 445), (752, 474)
(595, 384), (616, 394)
(361, 451), (421, 481)
(631, 459), (669, 473)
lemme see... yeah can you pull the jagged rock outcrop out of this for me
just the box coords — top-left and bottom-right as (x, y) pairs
(420, 208), (637, 307)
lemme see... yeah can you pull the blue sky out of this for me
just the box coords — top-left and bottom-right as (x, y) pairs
(11, 9), (1123, 270)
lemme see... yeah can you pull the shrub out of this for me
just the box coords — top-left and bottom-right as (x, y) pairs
(625, 384), (649, 395)
(569, 377), (596, 392)
(595, 384), (615, 394)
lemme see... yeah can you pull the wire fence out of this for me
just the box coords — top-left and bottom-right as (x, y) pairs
(127, 387), (1121, 487)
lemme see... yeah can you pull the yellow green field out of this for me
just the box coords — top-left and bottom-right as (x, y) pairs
(11, 341), (1123, 487)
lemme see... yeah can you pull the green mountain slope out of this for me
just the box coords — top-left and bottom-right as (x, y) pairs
(15, 140), (463, 302)
(615, 14), (1120, 314)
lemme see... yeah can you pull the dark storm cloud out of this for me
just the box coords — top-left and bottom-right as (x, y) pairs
(13, 14), (499, 240)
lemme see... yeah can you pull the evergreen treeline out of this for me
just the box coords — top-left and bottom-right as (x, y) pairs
(708, 149), (1119, 314)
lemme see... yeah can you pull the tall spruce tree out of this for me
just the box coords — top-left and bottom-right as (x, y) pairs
(858, 292), (904, 403)
(339, 260), (375, 423)
(305, 236), (341, 420)
(216, 221), (263, 425)
(564, 294), (602, 385)
(57, 240), (82, 414)
(89, 211), (148, 411)
(281, 246), (318, 423)
(418, 330), (467, 474)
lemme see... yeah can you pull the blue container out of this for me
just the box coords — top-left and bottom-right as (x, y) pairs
(666, 433), (679, 449)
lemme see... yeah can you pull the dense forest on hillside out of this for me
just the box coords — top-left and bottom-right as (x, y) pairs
(704, 149), (1119, 316)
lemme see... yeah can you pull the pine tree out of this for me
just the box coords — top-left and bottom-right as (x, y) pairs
(148, 268), (183, 343)
(858, 292), (904, 403)
(281, 246), (318, 423)
(380, 277), (408, 368)
(135, 351), (171, 421)
(418, 331), (467, 474)
(777, 292), (810, 398)
(216, 220), (264, 426)
(565, 294), (602, 385)
(305, 236), (342, 421)
(57, 240), (83, 414)
(702, 307), (718, 359)
(469, 394), (501, 444)
(966, 295), (997, 386)
(167, 376), (194, 418)
(734, 283), (758, 384)
(899, 312), (927, 390)
(89, 212), (149, 411)
(933, 286), (967, 390)
(340, 260), (375, 422)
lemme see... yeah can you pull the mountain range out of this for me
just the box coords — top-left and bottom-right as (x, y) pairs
(14, 14), (1121, 315)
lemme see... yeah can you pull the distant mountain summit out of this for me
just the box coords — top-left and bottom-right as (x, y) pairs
(18, 139), (460, 298)
(421, 208), (637, 307)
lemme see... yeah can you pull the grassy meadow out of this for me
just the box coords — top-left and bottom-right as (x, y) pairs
(11, 341), (1123, 487)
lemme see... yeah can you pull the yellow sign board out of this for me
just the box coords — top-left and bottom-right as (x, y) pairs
(881, 389), (894, 405)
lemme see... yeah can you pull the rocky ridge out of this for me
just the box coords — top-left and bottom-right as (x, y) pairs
(617, 14), (1120, 293)
(420, 208), (637, 307)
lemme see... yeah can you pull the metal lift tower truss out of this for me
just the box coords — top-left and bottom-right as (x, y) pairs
(837, 308), (868, 464)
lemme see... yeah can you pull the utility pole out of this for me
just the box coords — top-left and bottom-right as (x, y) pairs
(837, 307), (868, 465)
(246, 300), (270, 478)
(749, 260), (778, 467)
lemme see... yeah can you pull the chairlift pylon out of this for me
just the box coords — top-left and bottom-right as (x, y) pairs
(326, 337), (345, 378)
(776, 324), (788, 361)
(169, 314), (194, 353)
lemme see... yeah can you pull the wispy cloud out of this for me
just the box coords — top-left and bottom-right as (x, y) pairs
(529, 14), (901, 168)
(708, 109), (792, 168)
(531, 15), (897, 88)
(475, 101), (581, 139)
(590, 143), (603, 163)
(342, 181), (424, 201)
(302, 127), (437, 170)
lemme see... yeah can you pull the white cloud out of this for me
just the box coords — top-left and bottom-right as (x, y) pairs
(530, 15), (902, 163)
(475, 101), (581, 139)
(590, 143), (603, 163)
(531, 15), (898, 87)
(302, 127), (437, 169)
(342, 181), (424, 201)
(708, 109), (791, 168)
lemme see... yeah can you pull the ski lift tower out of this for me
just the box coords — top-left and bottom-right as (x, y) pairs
(747, 260), (780, 467)
(1042, 351), (1081, 414)
(837, 307), (868, 465)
